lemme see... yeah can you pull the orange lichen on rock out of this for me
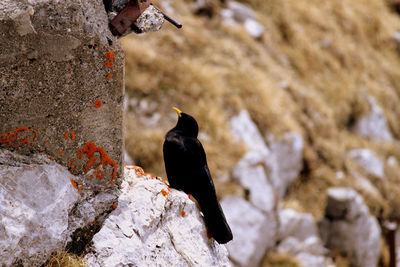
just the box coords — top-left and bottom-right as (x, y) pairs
(0, 127), (38, 148)
(181, 210), (186, 218)
(59, 151), (64, 157)
(161, 188), (169, 198)
(106, 74), (112, 79)
(70, 178), (83, 193)
(104, 61), (113, 68)
(105, 51), (115, 61)
(72, 141), (117, 183)
(112, 203), (117, 210)
(63, 131), (76, 140)
(94, 99), (102, 108)
(50, 157), (55, 161)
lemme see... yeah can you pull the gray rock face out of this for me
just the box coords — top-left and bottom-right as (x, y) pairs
(319, 188), (381, 267)
(348, 149), (384, 178)
(353, 96), (393, 141)
(221, 196), (277, 267)
(0, 0), (124, 190)
(85, 167), (231, 267)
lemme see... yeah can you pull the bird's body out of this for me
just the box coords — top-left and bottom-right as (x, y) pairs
(163, 108), (233, 244)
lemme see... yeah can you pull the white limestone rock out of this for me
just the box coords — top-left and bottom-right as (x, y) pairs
(353, 96), (393, 141)
(231, 151), (276, 213)
(230, 110), (270, 157)
(318, 188), (381, 267)
(277, 209), (333, 267)
(244, 19), (265, 39)
(85, 168), (231, 267)
(221, 196), (277, 267)
(0, 158), (80, 266)
(221, 1), (265, 38)
(348, 149), (384, 178)
(278, 209), (318, 242)
(268, 133), (304, 198)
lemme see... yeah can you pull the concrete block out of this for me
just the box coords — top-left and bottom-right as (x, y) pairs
(0, 0), (125, 190)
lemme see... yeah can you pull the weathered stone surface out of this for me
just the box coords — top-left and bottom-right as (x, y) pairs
(353, 96), (393, 141)
(135, 5), (164, 33)
(319, 188), (381, 267)
(85, 167), (231, 267)
(0, 151), (80, 266)
(0, 0), (125, 190)
(348, 149), (384, 178)
(221, 196), (277, 267)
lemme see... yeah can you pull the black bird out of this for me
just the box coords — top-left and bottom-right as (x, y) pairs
(163, 107), (233, 244)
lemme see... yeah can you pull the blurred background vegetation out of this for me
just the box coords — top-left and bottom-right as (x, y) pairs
(124, 0), (400, 217)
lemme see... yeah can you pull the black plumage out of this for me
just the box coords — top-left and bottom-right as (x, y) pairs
(163, 107), (233, 244)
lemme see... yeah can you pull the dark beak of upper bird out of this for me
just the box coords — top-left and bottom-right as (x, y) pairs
(173, 107), (182, 117)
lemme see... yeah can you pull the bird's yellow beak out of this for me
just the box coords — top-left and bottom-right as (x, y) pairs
(173, 107), (182, 117)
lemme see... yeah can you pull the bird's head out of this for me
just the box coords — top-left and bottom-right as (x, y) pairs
(173, 107), (199, 138)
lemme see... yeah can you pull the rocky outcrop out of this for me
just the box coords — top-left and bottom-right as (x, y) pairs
(226, 110), (305, 266)
(85, 166), (231, 267)
(318, 188), (381, 267)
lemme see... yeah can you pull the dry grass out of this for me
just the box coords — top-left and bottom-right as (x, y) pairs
(261, 252), (301, 267)
(45, 252), (86, 267)
(122, 0), (400, 229)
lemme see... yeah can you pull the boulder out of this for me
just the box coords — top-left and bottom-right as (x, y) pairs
(221, 196), (277, 267)
(318, 188), (381, 267)
(85, 166), (231, 267)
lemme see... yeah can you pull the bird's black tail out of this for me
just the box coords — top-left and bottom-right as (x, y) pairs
(196, 192), (233, 244)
